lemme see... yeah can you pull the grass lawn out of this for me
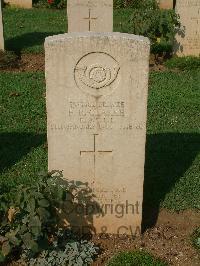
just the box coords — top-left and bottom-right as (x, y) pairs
(107, 251), (168, 266)
(3, 7), (132, 53)
(0, 70), (199, 212)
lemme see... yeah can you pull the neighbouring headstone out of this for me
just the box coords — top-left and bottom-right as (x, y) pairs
(67, 0), (113, 32)
(157, 0), (173, 9)
(0, 1), (4, 50)
(4, 0), (32, 9)
(45, 32), (150, 236)
(174, 0), (200, 56)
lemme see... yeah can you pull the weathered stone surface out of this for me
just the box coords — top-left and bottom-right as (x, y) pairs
(158, 0), (173, 9)
(67, 0), (113, 32)
(174, 0), (200, 56)
(0, 1), (4, 51)
(4, 0), (32, 9)
(45, 32), (150, 235)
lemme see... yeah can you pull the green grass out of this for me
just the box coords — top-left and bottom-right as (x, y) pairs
(144, 70), (200, 215)
(0, 70), (200, 212)
(0, 72), (47, 190)
(106, 251), (168, 266)
(3, 7), (131, 53)
(3, 8), (67, 53)
(165, 56), (200, 71)
(192, 227), (200, 251)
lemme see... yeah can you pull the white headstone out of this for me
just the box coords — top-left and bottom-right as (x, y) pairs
(67, 0), (113, 32)
(45, 32), (150, 236)
(175, 0), (200, 56)
(0, 1), (4, 51)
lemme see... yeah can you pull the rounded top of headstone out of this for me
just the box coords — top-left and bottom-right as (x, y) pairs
(45, 32), (150, 47)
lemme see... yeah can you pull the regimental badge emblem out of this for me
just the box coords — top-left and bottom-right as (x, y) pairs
(74, 52), (120, 97)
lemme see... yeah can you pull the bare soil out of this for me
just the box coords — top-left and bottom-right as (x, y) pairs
(0, 53), (44, 72)
(92, 209), (200, 266)
(6, 210), (200, 266)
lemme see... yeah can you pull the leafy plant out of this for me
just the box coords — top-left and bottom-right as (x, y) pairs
(114, 0), (159, 9)
(114, 0), (136, 8)
(0, 171), (98, 264)
(165, 56), (200, 71)
(47, 0), (67, 8)
(106, 251), (168, 266)
(28, 234), (98, 266)
(124, 0), (180, 55)
(33, 0), (67, 8)
(33, 0), (49, 8)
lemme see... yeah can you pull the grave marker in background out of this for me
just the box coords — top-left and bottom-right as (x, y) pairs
(174, 0), (200, 56)
(67, 0), (113, 32)
(45, 32), (150, 235)
(158, 0), (173, 9)
(0, 1), (4, 50)
(4, 0), (32, 9)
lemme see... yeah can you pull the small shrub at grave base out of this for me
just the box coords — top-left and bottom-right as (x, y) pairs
(33, 0), (67, 9)
(47, 0), (67, 9)
(33, 0), (49, 8)
(114, 0), (159, 9)
(114, 0), (136, 8)
(106, 251), (168, 266)
(125, 0), (180, 55)
(0, 171), (98, 265)
(165, 56), (200, 71)
(192, 227), (200, 251)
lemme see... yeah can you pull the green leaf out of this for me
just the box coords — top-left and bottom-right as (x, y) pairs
(22, 216), (29, 224)
(19, 224), (28, 234)
(29, 240), (39, 253)
(21, 232), (32, 247)
(0, 251), (5, 262)
(5, 230), (17, 239)
(22, 233), (38, 253)
(32, 191), (44, 199)
(29, 215), (42, 237)
(26, 198), (35, 213)
(29, 215), (41, 229)
(8, 235), (20, 246)
(31, 225), (41, 237)
(38, 199), (49, 208)
(37, 207), (50, 220)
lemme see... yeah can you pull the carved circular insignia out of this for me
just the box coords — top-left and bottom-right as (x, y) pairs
(74, 52), (120, 97)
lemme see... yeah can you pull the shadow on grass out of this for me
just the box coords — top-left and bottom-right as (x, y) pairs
(0, 132), (46, 173)
(5, 31), (64, 53)
(142, 133), (200, 231)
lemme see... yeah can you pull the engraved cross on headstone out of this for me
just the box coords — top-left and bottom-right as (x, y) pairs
(80, 134), (112, 177)
(84, 9), (98, 31)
